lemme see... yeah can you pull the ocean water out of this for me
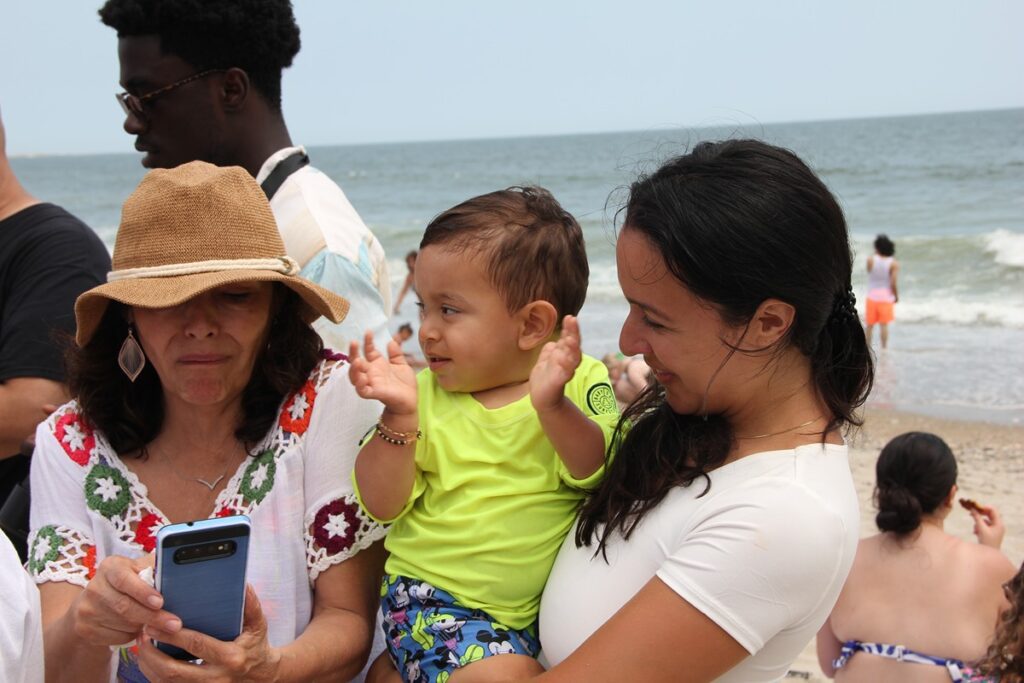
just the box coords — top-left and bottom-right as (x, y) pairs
(11, 108), (1024, 423)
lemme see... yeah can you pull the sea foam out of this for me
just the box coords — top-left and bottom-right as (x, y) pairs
(984, 229), (1024, 269)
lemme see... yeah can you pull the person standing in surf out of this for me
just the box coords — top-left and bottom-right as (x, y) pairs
(865, 234), (899, 349)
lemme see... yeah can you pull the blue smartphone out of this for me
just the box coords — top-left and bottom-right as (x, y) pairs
(154, 515), (251, 660)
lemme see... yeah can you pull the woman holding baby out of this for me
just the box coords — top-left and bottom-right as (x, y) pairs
(527, 139), (875, 681)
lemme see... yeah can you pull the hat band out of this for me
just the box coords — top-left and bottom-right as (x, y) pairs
(107, 256), (300, 282)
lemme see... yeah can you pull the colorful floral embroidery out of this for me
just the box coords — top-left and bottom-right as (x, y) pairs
(83, 545), (97, 580)
(33, 360), (384, 594)
(306, 493), (387, 581)
(279, 381), (317, 435)
(312, 498), (362, 555)
(54, 411), (95, 466)
(321, 348), (347, 361)
(25, 525), (95, 587)
(239, 450), (277, 504)
(85, 464), (131, 518)
(133, 512), (162, 552)
(28, 525), (62, 575)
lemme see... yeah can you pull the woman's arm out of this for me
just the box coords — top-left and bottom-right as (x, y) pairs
(890, 260), (899, 302)
(277, 539), (386, 680)
(40, 583), (111, 683)
(815, 618), (841, 678)
(534, 577), (748, 682)
(39, 555), (179, 683)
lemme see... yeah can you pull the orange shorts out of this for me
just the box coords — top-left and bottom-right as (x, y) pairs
(866, 299), (894, 325)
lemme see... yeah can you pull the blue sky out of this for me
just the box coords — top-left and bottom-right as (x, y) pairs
(2, 0), (1022, 156)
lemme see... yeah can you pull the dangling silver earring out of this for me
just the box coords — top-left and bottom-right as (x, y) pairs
(118, 325), (146, 382)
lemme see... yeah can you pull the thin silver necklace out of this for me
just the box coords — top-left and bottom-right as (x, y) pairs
(153, 444), (232, 491)
(736, 417), (821, 440)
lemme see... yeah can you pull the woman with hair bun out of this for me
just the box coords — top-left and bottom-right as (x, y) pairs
(818, 432), (1016, 681)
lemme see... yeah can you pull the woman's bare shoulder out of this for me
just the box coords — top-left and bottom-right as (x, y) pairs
(964, 541), (1017, 579)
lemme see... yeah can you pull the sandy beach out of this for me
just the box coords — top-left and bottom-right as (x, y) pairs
(786, 407), (1024, 680)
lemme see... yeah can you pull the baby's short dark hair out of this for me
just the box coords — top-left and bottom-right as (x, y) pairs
(420, 186), (588, 319)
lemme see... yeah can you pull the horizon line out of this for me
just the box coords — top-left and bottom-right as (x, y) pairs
(10, 104), (1022, 160)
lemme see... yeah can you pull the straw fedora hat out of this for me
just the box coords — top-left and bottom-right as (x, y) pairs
(74, 161), (348, 346)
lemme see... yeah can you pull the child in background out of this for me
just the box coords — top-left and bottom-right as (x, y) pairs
(601, 352), (651, 406)
(865, 234), (899, 349)
(349, 186), (619, 682)
(393, 322), (426, 369)
(393, 250), (418, 314)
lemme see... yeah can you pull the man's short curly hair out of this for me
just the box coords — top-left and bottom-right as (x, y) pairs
(98, 0), (300, 110)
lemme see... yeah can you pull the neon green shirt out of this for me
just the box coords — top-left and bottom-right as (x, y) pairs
(355, 354), (619, 629)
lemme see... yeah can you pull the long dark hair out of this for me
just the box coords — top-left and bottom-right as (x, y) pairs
(975, 562), (1024, 682)
(873, 432), (957, 535)
(576, 139), (873, 555)
(66, 285), (321, 455)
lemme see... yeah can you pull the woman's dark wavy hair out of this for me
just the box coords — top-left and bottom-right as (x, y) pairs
(975, 562), (1024, 682)
(576, 139), (873, 556)
(98, 0), (300, 110)
(66, 286), (321, 455)
(873, 431), (957, 536)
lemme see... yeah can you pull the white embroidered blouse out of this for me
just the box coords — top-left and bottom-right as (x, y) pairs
(27, 357), (386, 679)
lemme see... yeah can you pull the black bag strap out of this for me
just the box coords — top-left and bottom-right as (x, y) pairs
(0, 453), (31, 563)
(260, 150), (310, 200)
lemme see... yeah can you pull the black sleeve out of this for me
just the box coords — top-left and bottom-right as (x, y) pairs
(0, 207), (110, 383)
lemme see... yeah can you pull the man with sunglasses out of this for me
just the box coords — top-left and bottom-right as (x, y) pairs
(99, 0), (391, 354)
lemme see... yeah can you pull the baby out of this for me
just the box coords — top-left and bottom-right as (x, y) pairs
(349, 186), (619, 682)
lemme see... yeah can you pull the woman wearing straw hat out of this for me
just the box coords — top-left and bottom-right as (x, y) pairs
(26, 162), (386, 681)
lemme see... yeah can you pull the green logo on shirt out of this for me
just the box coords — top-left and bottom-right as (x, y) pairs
(586, 383), (618, 415)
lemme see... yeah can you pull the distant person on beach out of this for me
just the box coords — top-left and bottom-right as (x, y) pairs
(817, 431), (1016, 681)
(392, 322), (414, 345)
(601, 352), (650, 406)
(392, 250), (417, 314)
(865, 233), (899, 349)
(391, 322), (425, 369)
(535, 140), (873, 681)
(974, 559), (1024, 682)
(0, 107), (110, 557)
(348, 186), (619, 681)
(99, 0), (391, 353)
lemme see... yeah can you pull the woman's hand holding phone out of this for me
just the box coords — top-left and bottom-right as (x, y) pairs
(70, 553), (182, 647)
(137, 584), (282, 681)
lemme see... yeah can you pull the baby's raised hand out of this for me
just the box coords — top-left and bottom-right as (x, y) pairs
(348, 331), (418, 415)
(531, 315), (583, 413)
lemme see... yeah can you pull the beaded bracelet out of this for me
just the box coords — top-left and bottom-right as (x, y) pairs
(375, 417), (421, 446)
